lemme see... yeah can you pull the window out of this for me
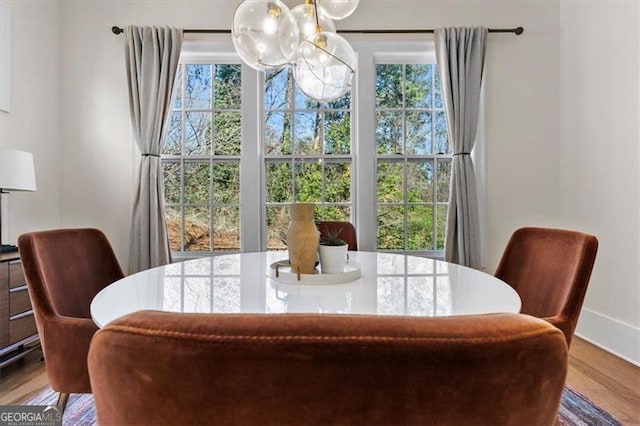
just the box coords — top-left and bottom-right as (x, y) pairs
(375, 62), (450, 255)
(162, 42), (451, 257)
(163, 62), (242, 253)
(263, 67), (352, 249)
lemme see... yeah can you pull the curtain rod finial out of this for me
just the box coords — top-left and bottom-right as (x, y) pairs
(112, 26), (123, 35)
(515, 26), (524, 35)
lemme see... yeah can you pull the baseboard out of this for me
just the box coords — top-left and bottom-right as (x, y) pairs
(575, 308), (640, 367)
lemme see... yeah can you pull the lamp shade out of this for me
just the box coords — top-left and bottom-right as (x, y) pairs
(291, 3), (336, 44)
(293, 32), (356, 102)
(0, 148), (37, 192)
(320, 0), (359, 20)
(231, 0), (299, 71)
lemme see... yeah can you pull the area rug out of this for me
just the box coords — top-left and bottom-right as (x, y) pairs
(19, 386), (620, 426)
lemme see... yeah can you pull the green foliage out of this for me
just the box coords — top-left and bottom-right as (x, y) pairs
(319, 227), (347, 246)
(374, 64), (449, 252)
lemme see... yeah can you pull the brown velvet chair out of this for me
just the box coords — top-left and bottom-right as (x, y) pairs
(18, 228), (124, 412)
(316, 220), (358, 251)
(89, 311), (568, 426)
(495, 226), (598, 348)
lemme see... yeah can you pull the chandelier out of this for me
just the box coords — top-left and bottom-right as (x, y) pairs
(232, 0), (359, 102)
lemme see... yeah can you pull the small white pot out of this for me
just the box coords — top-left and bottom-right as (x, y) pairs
(318, 244), (348, 274)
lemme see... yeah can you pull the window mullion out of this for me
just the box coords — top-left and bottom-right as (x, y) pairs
(354, 52), (377, 251)
(240, 64), (261, 252)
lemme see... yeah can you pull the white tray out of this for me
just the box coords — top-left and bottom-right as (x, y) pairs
(269, 260), (361, 285)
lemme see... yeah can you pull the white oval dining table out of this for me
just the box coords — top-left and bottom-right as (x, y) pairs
(91, 251), (521, 328)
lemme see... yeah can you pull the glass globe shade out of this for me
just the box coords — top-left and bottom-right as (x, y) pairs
(291, 3), (336, 44)
(232, 0), (300, 71)
(293, 32), (356, 102)
(319, 0), (359, 20)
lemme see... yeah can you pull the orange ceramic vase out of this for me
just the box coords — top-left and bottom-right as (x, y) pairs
(287, 203), (319, 274)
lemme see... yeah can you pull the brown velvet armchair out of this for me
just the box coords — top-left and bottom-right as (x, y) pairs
(316, 221), (358, 251)
(495, 226), (598, 347)
(18, 228), (124, 411)
(89, 311), (568, 426)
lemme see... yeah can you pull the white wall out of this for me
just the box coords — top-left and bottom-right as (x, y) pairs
(9, 0), (635, 363)
(0, 0), (61, 242)
(58, 1), (244, 268)
(559, 0), (640, 364)
(58, 0), (561, 272)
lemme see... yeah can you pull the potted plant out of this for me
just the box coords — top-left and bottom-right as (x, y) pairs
(318, 228), (348, 274)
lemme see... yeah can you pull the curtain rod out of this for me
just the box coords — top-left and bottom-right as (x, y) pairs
(111, 26), (524, 36)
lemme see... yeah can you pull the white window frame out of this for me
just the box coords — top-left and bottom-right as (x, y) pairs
(169, 43), (262, 260)
(352, 40), (443, 255)
(261, 67), (355, 251)
(166, 37), (485, 261)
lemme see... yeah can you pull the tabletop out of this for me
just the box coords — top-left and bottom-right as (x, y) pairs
(91, 251), (521, 327)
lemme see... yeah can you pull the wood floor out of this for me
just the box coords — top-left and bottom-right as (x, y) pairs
(566, 338), (640, 425)
(1, 337), (639, 424)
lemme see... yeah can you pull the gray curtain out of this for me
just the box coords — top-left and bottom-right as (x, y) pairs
(125, 26), (182, 273)
(435, 27), (487, 269)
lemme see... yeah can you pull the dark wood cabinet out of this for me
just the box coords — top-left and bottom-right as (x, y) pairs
(0, 252), (40, 368)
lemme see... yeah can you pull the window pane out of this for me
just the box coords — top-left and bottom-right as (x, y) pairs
(265, 111), (292, 155)
(266, 206), (289, 250)
(377, 205), (404, 250)
(321, 205), (350, 221)
(434, 67), (443, 108)
(214, 64), (241, 109)
(163, 161), (181, 204)
(436, 160), (451, 203)
(324, 92), (350, 110)
(184, 206), (210, 252)
(406, 111), (431, 155)
(185, 64), (212, 109)
(184, 162), (210, 204)
(213, 163), (239, 204)
(405, 64), (431, 108)
(407, 161), (433, 203)
(435, 111), (449, 154)
(266, 162), (293, 203)
(324, 111), (351, 154)
(294, 112), (321, 155)
(265, 68), (292, 110)
(214, 207), (240, 251)
(375, 64), (403, 108)
(295, 84), (321, 110)
(295, 161), (322, 202)
(407, 205), (434, 250)
(185, 112), (211, 155)
(325, 162), (351, 203)
(166, 206), (181, 252)
(436, 205), (447, 250)
(377, 161), (404, 203)
(214, 112), (241, 155)
(376, 111), (403, 155)
(172, 65), (183, 109)
(165, 111), (182, 155)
